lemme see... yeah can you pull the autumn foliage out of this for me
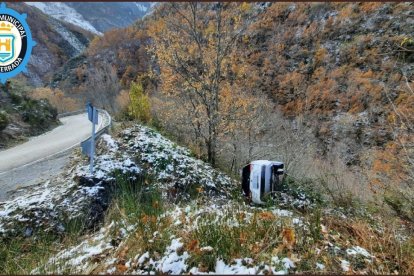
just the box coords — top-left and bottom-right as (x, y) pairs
(51, 2), (412, 219)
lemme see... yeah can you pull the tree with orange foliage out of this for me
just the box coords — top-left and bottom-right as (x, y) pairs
(369, 67), (414, 221)
(148, 3), (253, 166)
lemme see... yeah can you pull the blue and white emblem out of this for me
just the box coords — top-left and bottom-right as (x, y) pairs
(0, 3), (36, 83)
(0, 33), (15, 62)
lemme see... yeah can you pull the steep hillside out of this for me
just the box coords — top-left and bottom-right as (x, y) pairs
(25, 2), (154, 34)
(244, 2), (413, 164)
(49, 20), (152, 112)
(25, 2), (102, 35)
(48, 2), (413, 220)
(8, 3), (94, 86)
(0, 80), (58, 149)
(0, 125), (412, 274)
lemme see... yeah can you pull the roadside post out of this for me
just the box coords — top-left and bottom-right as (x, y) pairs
(86, 103), (98, 174)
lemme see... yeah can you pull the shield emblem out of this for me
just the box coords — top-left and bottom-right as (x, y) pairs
(0, 34), (14, 63)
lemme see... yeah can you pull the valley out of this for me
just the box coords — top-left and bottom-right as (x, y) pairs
(0, 2), (412, 275)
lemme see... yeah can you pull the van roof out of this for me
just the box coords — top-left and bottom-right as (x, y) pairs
(250, 160), (283, 166)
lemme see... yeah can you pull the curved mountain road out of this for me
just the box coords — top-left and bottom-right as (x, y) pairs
(0, 113), (105, 201)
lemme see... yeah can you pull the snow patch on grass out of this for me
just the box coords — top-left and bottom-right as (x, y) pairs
(0, 134), (140, 236)
(121, 126), (234, 200)
(34, 221), (118, 274)
(346, 246), (373, 258)
(341, 259), (350, 272)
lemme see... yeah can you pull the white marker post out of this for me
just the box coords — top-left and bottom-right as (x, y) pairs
(87, 103), (98, 175)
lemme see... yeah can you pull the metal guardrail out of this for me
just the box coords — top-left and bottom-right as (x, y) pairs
(95, 108), (112, 137)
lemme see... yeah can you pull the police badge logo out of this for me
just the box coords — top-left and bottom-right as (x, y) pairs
(0, 3), (35, 83)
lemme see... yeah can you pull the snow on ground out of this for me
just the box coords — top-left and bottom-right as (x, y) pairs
(346, 246), (374, 258)
(37, 202), (307, 274)
(1, 124), (381, 274)
(33, 221), (124, 274)
(35, 187), (328, 274)
(121, 126), (235, 201)
(155, 239), (190, 274)
(341, 259), (350, 272)
(48, 19), (88, 53)
(135, 3), (148, 12)
(0, 134), (140, 236)
(1, 124), (234, 236)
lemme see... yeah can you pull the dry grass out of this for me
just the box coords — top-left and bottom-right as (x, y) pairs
(324, 216), (414, 274)
(98, 197), (414, 274)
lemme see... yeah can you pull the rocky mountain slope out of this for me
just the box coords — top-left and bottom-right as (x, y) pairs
(8, 3), (94, 86)
(1, 4), (412, 273)
(25, 2), (154, 34)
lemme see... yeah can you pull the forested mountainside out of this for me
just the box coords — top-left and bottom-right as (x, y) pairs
(50, 2), (413, 212)
(8, 3), (94, 86)
(25, 2), (154, 34)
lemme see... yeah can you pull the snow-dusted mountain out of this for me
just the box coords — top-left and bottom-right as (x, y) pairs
(25, 2), (154, 34)
(7, 3), (94, 86)
(25, 2), (101, 35)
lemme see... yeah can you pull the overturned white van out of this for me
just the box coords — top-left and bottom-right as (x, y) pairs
(241, 160), (284, 204)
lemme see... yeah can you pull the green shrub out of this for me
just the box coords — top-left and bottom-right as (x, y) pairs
(0, 110), (8, 131)
(186, 208), (285, 271)
(20, 98), (58, 132)
(110, 172), (163, 222)
(108, 172), (172, 258)
(0, 235), (57, 274)
(384, 188), (414, 223)
(9, 92), (22, 105)
(0, 223), (82, 274)
(400, 37), (414, 62)
(128, 82), (151, 123)
(277, 175), (325, 209)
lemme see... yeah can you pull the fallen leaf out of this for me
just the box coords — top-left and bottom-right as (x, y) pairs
(116, 263), (128, 273)
(281, 227), (296, 250)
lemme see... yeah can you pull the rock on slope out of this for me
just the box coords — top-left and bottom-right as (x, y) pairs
(0, 82), (59, 149)
(25, 2), (102, 35)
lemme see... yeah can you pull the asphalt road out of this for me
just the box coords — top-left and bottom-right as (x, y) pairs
(0, 113), (103, 201)
(0, 113), (103, 173)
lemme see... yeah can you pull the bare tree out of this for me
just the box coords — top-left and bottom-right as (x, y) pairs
(85, 63), (121, 113)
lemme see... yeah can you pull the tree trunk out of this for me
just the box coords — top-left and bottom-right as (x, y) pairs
(207, 122), (217, 166)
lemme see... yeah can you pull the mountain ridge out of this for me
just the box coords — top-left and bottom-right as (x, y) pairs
(25, 2), (154, 34)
